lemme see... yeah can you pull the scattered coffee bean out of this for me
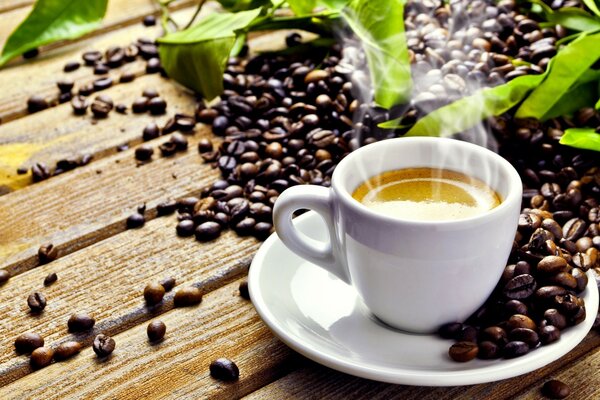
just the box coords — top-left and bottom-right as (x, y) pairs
(56, 79), (74, 94)
(22, 48), (39, 58)
(64, 61), (81, 72)
(477, 341), (501, 359)
(31, 162), (51, 182)
(94, 63), (110, 75)
(120, 71), (136, 83)
(143, 15), (156, 26)
(115, 103), (127, 114)
(239, 281), (250, 300)
(132, 97), (149, 113)
(82, 50), (102, 65)
(157, 200), (177, 216)
(43, 272), (58, 286)
(54, 341), (82, 361)
(15, 332), (44, 353)
(143, 123), (160, 141)
(147, 320), (166, 342)
(142, 88), (159, 98)
(195, 221), (221, 241)
(159, 277), (176, 292)
(71, 95), (89, 115)
(92, 334), (116, 357)
(0, 270), (10, 285)
(173, 287), (202, 307)
(503, 341), (529, 358)
(169, 133), (188, 151)
(30, 347), (54, 369)
(146, 58), (161, 74)
(27, 292), (47, 313)
(91, 95), (114, 118)
(176, 220), (195, 237)
(93, 77), (113, 92)
(67, 313), (95, 332)
(148, 97), (167, 115)
(38, 243), (58, 264)
(159, 140), (177, 157)
(135, 144), (154, 161)
(144, 282), (166, 305)
(209, 358), (240, 381)
(542, 379), (570, 399)
(27, 95), (48, 113)
(448, 341), (478, 362)
(126, 212), (146, 229)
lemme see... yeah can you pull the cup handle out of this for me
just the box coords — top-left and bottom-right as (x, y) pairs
(273, 185), (351, 285)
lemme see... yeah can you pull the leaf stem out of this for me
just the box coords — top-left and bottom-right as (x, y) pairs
(183, 0), (207, 30)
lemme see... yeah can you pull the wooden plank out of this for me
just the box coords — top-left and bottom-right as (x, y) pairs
(0, 0), (31, 14)
(0, 4), (208, 126)
(513, 346), (600, 399)
(0, 121), (219, 274)
(0, 279), (298, 398)
(0, 72), (197, 192)
(0, 214), (259, 385)
(244, 333), (600, 400)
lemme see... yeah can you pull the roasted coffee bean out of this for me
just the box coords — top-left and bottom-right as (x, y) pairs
(82, 50), (102, 65)
(27, 95), (48, 113)
(64, 61), (81, 72)
(159, 277), (176, 292)
(563, 218), (587, 242)
(178, 197), (200, 213)
(507, 314), (536, 331)
(542, 379), (570, 399)
(27, 292), (46, 313)
(91, 95), (114, 118)
(126, 213), (145, 229)
(195, 221), (221, 241)
(147, 320), (166, 342)
(481, 326), (507, 345)
(540, 325), (561, 344)
(57, 79), (74, 93)
(93, 334), (116, 357)
(139, 44), (159, 59)
(514, 261), (531, 275)
(157, 200), (177, 216)
(448, 341), (478, 362)
(239, 281), (250, 300)
(67, 313), (95, 332)
(43, 272), (58, 286)
(31, 162), (51, 182)
(146, 58), (161, 74)
(132, 97), (148, 113)
(94, 63), (110, 75)
(176, 220), (195, 237)
(170, 133), (188, 151)
(544, 309), (567, 330)
(15, 332), (44, 353)
(198, 139), (213, 154)
(554, 293), (583, 316)
(173, 287), (202, 307)
(54, 341), (82, 361)
(503, 274), (536, 299)
(143, 15), (156, 26)
(59, 92), (73, 103)
(570, 268), (588, 292)
(438, 322), (463, 339)
(78, 83), (95, 96)
(176, 115), (195, 132)
(503, 341), (529, 358)
(537, 255), (569, 274)
(144, 282), (166, 305)
(38, 243), (58, 264)
(120, 71), (136, 83)
(93, 77), (113, 91)
(148, 97), (167, 115)
(509, 328), (539, 348)
(535, 286), (568, 304)
(30, 347), (54, 369)
(477, 341), (501, 359)
(159, 141), (177, 157)
(71, 95), (88, 115)
(209, 358), (240, 381)
(135, 144), (154, 161)
(0, 270), (10, 285)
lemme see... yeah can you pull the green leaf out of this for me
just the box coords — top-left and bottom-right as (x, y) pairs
(560, 128), (600, 151)
(0, 0), (108, 66)
(286, 0), (348, 15)
(529, 1), (600, 32)
(217, 0), (270, 12)
(158, 9), (262, 100)
(380, 72), (547, 136)
(515, 32), (600, 119)
(583, 0), (600, 17)
(543, 80), (599, 120)
(342, 0), (411, 108)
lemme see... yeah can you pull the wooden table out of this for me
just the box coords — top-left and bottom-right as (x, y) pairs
(0, 1), (598, 398)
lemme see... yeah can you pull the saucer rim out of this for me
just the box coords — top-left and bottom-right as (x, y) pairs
(248, 211), (599, 386)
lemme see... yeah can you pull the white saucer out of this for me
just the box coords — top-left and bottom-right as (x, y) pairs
(248, 211), (599, 386)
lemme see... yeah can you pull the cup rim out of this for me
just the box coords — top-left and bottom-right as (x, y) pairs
(331, 137), (523, 226)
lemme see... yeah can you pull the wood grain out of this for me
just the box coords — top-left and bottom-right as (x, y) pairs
(0, 0), (31, 13)
(0, 123), (219, 274)
(0, 215), (259, 385)
(244, 332), (600, 400)
(0, 279), (298, 399)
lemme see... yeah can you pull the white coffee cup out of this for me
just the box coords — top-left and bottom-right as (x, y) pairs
(273, 137), (522, 333)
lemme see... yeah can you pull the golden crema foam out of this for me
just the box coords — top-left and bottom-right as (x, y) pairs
(352, 168), (501, 221)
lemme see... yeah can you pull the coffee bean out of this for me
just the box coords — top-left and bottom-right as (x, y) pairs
(143, 15), (156, 26)
(31, 162), (51, 182)
(503, 274), (536, 299)
(139, 44), (159, 59)
(15, 332), (44, 353)
(71, 95), (89, 115)
(146, 58), (161, 74)
(537, 255), (568, 274)
(239, 281), (250, 300)
(92, 334), (116, 357)
(126, 212), (146, 229)
(78, 83), (95, 96)
(159, 277), (176, 292)
(148, 97), (167, 115)
(195, 221), (221, 241)
(120, 71), (136, 83)
(507, 314), (536, 331)
(38, 243), (58, 264)
(91, 95), (114, 118)
(115, 103), (127, 114)
(176, 220), (195, 237)
(254, 222), (273, 239)
(174, 287), (202, 307)
(456, 325), (478, 342)
(535, 286), (568, 304)
(147, 320), (166, 342)
(570, 268), (588, 292)
(93, 77), (113, 91)
(64, 61), (81, 72)
(27, 292), (47, 313)
(438, 322), (463, 339)
(135, 144), (154, 161)
(503, 341), (529, 358)
(157, 200), (177, 216)
(548, 272), (577, 290)
(477, 341), (501, 359)
(0, 270), (10, 285)
(132, 97), (149, 113)
(563, 218), (587, 242)
(305, 69), (329, 84)
(544, 309), (567, 330)
(82, 50), (102, 65)
(554, 293), (583, 316)
(54, 341), (82, 361)
(144, 282), (166, 305)
(57, 79), (74, 94)
(169, 133), (188, 151)
(67, 313), (95, 332)
(94, 63), (110, 75)
(448, 341), (478, 362)
(43, 272), (57, 286)
(198, 139), (214, 154)
(159, 141), (177, 157)
(30, 347), (54, 369)
(481, 326), (507, 344)
(176, 115), (196, 132)
(27, 95), (48, 113)
(540, 325), (561, 344)
(542, 379), (570, 399)
(209, 358), (240, 381)
(509, 327), (539, 348)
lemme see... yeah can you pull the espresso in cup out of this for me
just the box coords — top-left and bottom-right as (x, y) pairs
(352, 168), (501, 221)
